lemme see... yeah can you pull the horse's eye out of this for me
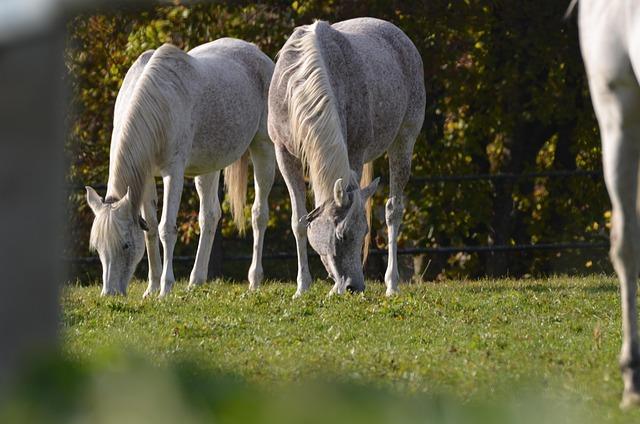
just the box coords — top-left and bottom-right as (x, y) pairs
(123, 243), (130, 250)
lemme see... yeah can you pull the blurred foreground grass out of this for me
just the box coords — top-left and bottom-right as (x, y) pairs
(4, 276), (640, 423)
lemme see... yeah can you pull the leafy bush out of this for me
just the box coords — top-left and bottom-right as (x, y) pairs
(65, 1), (608, 282)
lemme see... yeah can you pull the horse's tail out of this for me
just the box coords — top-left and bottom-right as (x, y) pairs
(564, 0), (578, 20)
(224, 151), (250, 235)
(361, 161), (374, 266)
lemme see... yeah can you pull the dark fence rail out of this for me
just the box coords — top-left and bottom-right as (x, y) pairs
(66, 169), (603, 192)
(64, 241), (610, 264)
(408, 169), (602, 183)
(65, 168), (608, 267)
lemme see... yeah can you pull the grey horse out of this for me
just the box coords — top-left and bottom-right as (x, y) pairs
(268, 18), (425, 297)
(86, 39), (275, 297)
(578, 0), (640, 408)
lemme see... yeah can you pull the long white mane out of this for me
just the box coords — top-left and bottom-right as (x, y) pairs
(280, 21), (352, 203)
(107, 44), (192, 209)
(93, 45), (192, 251)
(89, 202), (128, 252)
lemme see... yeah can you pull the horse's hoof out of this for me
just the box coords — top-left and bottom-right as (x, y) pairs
(327, 285), (341, 297)
(346, 284), (365, 294)
(385, 287), (399, 297)
(248, 267), (263, 289)
(248, 283), (260, 291)
(292, 290), (303, 299)
(621, 390), (640, 410)
(187, 279), (205, 291)
(188, 278), (206, 288)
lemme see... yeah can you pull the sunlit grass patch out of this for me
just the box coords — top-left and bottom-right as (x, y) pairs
(55, 276), (640, 423)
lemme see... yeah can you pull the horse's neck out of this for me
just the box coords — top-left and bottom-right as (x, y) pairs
(105, 78), (172, 209)
(105, 139), (150, 210)
(313, 186), (334, 207)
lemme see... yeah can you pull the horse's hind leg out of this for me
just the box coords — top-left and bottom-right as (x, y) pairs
(587, 62), (640, 407)
(248, 134), (275, 290)
(275, 144), (312, 297)
(385, 127), (418, 296)
(188, 171), (221, 288)
(604, 120), (640, 409)
(141, 177), (162, 298)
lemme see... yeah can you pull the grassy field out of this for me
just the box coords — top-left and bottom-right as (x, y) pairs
(12, 276), (640, 423)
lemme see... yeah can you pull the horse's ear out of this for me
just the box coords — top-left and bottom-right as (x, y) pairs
(138, 215), (149, 231)
(360, 177), (380, 200)
(85, 186), (103, 215)
(114, 187), (132, 210)
(333, 178), (348, 207)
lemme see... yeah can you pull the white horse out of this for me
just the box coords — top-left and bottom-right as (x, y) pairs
(268, 18), (425, 297)
(85, 39), (275, 297)
(578, 0), (640, 408)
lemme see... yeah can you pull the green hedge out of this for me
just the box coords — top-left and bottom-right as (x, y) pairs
(65, 1), (609, 281)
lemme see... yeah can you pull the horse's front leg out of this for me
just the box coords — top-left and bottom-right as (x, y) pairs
(141, 177), (162, 298)
(384, 131), (416, 296)
(248, 135), (275, 290)
(159, 168), (185, 297)
(590, 78), (640, 408)
(275, 144), (312, 297)
(188, 171), (221, 288)
(579, 12), (640, 405)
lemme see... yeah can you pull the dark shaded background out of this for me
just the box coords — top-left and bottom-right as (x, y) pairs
(64, 1), (608, 284)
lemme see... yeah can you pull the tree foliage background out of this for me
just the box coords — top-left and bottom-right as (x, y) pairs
(65, 0), (609, 282)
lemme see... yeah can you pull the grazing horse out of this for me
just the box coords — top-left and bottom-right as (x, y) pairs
(578, 0), (640, 408)
(85, 39), (275, 297)
(269, 18), (425, 297)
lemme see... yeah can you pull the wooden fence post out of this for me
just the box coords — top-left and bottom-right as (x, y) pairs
(0, 24), (65, 387)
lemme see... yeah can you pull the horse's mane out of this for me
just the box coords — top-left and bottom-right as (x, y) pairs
(107, 44), (192, 210)
(279, 21), (352, 203)
(89, 202), (127, 252)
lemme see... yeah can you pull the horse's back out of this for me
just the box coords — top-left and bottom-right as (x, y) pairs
(331, 18), (425, 161)
(333, 18), (423, 81)
(185, 39), (274, 175)
(189, 38), (273, 96)
(336, 18), (423, 103)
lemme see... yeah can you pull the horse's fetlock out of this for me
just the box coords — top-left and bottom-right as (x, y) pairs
(621, 342), (640, 370)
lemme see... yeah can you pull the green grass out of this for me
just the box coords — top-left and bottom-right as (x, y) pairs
(19, 276), (640, 422)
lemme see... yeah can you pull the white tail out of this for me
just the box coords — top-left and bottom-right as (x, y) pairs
(564, 0), (578, 20)
(224, 151), (250, 235)
(361, 161), (374, 266)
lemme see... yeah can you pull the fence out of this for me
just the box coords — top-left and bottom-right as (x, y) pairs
(65, 168), (610, 278)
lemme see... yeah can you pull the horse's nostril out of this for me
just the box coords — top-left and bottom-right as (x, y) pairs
(346, 284), (365, 294)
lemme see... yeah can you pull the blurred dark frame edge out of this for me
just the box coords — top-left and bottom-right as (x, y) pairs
(0, 0), (257, 397)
